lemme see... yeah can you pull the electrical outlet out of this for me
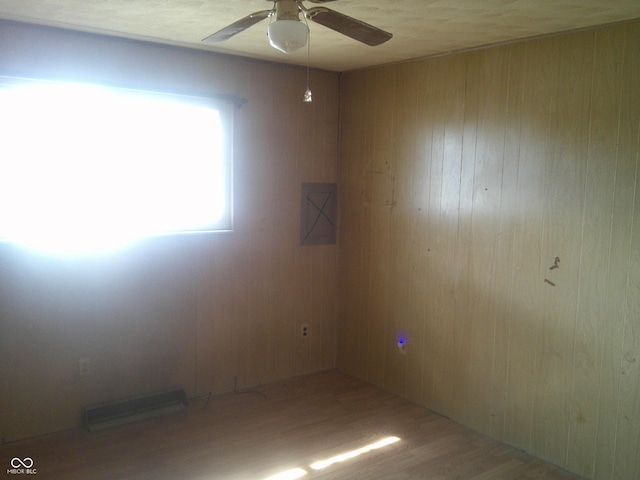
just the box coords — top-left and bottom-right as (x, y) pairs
(301, 324), (309, 338)
(79, 357), (90, 377)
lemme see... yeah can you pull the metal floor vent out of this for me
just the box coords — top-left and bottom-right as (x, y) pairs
(82, 389), (187, 432)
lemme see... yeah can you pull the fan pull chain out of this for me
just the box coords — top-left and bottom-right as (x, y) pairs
(303, 13), (312, 102)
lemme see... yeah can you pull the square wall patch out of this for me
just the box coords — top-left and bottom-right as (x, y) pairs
(300, 183), (337, 246)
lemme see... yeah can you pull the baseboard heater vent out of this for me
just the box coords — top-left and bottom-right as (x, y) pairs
(83, 389), (187, 432)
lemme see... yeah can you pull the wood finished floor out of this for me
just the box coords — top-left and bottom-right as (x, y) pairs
(0, 370), (586, 480)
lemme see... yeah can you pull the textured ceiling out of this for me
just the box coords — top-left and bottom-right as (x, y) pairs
(1, 0), (639, 72)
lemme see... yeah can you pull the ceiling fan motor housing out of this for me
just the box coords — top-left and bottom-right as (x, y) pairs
(274, 0), (302, 21)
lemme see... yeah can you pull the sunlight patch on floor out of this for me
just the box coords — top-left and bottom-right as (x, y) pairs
(262, 436), (401, 480)
(310, 436), (401, 471)
(263, 467), (307, 480)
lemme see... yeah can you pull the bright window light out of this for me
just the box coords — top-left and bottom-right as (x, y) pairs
(309, 436), (401, 470)
(0, 77), (233, 256)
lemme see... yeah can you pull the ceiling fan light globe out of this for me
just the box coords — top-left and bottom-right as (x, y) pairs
(268, 20), (309, 53)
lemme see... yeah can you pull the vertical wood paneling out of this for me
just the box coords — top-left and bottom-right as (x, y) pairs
(246, 111), (274, 386)
(320, 246), (338, 370)
(384, 62), (419, 397)
(567, 26), (622, 477)
(502, 36), (553, 452)
(337, 70), (374, 379)
(197, 236), (236, 395)
(532, 30), (592, 465)
(309, 80), (340, 373)
(451, 49), (478, 424)
(338, 20), (640, 480)
(418, 58), (444, 411)
(397, 62), (426, 404)
(595, 23), (640, 479)
(406, 60), (434, 405)
(613, 23), (640, 480)
(464, 46), (510, 433)
(489, 42), (525, 440)
(427, 54), (467, 418)
(365, 67), (397, 387)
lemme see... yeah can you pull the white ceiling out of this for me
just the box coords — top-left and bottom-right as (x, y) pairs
(1, 0), (639, 72)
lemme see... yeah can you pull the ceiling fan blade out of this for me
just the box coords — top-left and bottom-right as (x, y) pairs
(305, 7), (392, 46)
(202, 10), (271, 43)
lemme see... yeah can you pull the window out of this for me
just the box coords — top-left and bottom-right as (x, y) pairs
(0, 76), (233, 256)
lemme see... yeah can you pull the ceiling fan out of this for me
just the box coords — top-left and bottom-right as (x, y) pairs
(202, 0), (393, 53)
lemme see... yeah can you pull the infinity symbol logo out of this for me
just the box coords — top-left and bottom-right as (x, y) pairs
(11, 457), (34, 468)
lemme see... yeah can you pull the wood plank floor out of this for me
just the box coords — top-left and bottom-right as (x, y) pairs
(0, 370), (586, 479)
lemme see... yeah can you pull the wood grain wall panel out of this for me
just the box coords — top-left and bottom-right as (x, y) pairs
(413, 59), (440, 411)
(338, 20), (640, 480)
(451, 49), (479, 427)
(307, 76), (340, 375)
(566, 27), (622, 477)
(425, 55), (467, 419)
(503, 36), (554, 454)
(390, 62), (422, 402)
(404, 62), (431, 406)
(336, 70), (371, 379)
(463, 46), (511, 434)
(320, 246), (338, 370)
(384, 63), (414, 398)
(365, 67), (396, 388)
(619, 156), (640, 480)
(532, 30), (592, 466)
(204, 237), (239, 395)
(597, 23), (640, 480)
(488, 42), (525, 441)
(613, 24), (640, 480)
(0, 21), (339, 442)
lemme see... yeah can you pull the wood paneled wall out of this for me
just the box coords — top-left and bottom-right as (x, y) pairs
(0, 21), (339, 442)
(337, 21), (640, 480)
